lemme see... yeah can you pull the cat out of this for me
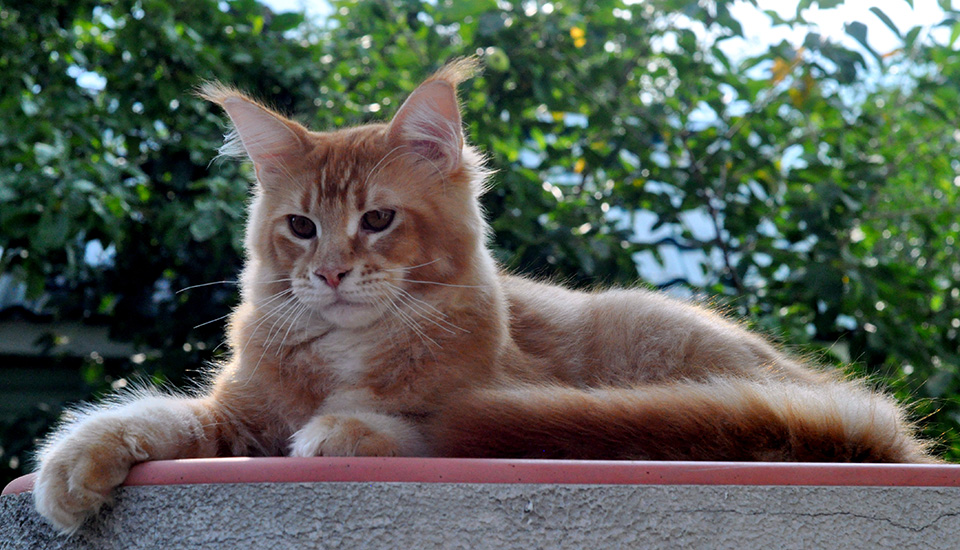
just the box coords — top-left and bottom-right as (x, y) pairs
(32, 58), (934, 534)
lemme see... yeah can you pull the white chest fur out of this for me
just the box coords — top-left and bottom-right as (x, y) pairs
(308, 329), (373, 385)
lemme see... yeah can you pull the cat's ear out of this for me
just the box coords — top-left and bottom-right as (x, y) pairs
(199, 82), (307, 172)
(387, 76), (465, 174)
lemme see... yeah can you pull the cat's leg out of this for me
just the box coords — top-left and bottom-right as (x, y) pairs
(289, 390), (428, 457)
(32, 392), (239, 534)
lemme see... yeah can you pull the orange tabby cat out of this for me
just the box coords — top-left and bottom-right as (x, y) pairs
(33, 58), (933, 533)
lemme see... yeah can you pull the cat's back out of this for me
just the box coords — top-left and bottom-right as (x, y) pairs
(499, 274), (824, 385)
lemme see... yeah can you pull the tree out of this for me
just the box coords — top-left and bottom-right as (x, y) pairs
(1, 0), (958, 486)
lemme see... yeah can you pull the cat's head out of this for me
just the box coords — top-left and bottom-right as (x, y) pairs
(202, 59), (490, 329)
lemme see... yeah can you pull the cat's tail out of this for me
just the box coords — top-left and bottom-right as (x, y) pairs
(430, 378), (937, 463)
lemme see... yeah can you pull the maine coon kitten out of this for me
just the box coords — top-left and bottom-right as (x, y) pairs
(33, 58), (933, 533)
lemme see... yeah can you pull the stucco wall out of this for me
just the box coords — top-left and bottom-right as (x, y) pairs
(3, 482), (960, 549)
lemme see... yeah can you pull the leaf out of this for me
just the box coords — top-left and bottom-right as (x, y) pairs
(271, 12), (304, 33)
(869, 7), (901, 39)
(764, 10), (789, 26)
(35, 211), (70, 252)
(845, 21), (882, 62)
(530, 127), (547, 149)
(845, 21), (868, 46)
(950, 22), (960, 47)
(905, 26), (922, 49)
(436, 0), (498, 23)
(795, 0), (815, 19)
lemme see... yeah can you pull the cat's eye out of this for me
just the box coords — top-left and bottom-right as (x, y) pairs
(361, 209), (395, 233)
(288, 215), (316, 239)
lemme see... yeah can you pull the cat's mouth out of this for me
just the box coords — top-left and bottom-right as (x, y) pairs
(330, 296), (361, 306)
(326, 293), (371, 309)
(318, 292), (380, 329)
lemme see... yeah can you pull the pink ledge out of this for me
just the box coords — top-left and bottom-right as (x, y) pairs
(5, 457), (960, 496)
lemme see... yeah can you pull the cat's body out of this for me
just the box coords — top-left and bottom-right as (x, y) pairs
(33, 59), (933, 534)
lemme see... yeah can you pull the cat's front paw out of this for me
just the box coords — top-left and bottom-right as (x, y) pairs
(290, 413), (414, 457)
(33, 420), (136, 534)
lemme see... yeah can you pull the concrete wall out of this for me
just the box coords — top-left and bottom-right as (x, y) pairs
(3, 482), (960, 549)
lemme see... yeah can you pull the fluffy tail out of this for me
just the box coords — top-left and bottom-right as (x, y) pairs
(430, 378), (935, 463)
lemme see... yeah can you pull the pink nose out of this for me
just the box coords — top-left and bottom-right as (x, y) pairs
(314, 267), (352, 289)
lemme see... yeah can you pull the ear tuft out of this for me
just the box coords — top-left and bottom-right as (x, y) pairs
(426, 57), (482, 88)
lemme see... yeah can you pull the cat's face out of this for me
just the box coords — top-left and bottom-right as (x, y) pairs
(254, 126), (477, 329)
(203, 61), (485, 330)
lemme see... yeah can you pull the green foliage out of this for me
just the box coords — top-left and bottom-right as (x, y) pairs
(1, 0), (959, 485)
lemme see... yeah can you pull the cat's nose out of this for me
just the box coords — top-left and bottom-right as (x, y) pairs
(314, 267), (352, 289)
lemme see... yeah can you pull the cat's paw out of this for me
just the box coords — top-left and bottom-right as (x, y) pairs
(289, 413), (404, 457)
(33, 419), (136, 534)
(290, 410), (431, 458)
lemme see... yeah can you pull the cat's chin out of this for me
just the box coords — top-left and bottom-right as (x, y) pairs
(318, 300), (381, 329)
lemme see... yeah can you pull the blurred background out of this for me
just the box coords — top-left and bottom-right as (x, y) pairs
(1, 0), (959, 485)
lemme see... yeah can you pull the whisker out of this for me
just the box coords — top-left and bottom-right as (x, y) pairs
(251, 278), (296, 285)
(384, 293), (439, 348)
(385, 283), (449, 318)
(382, 258), (442, 272)
(371, 295), (401, 341)
(263, 298), (302, 350)
(386, 283), (469, 334)
(365, 149), (447, 192)
(250, 298), (303, 381)
(396, 278), (486, 289)
(405, 150), (448, 193)
(193, 313), (231, 330)
(176, 280), (238, 294)
(191, 287), (292, 330)
(176, 277), (295, 294)
(237, 294), (297, 369)
(256, 288), (294, 306)
(276, 303), (310, 356)
(385, 295), (441, 359)
(392, 295), (457, 335)
(364, 145), (408, 187)
(273, 157), (307, 195)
